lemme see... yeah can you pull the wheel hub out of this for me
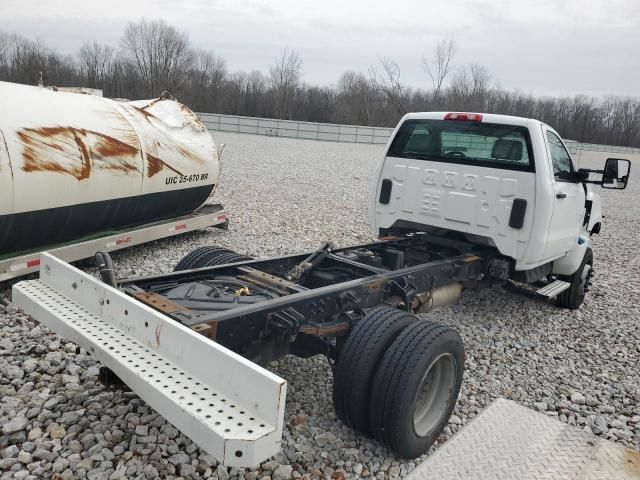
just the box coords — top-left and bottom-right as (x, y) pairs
(412, 353), (457, 437)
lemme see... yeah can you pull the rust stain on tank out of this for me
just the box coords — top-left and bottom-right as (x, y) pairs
(178, 103), (206, 132)
(102, 161), (140, 174)
(18, 126), (141, 179)
(133, 106), (156, 120)
(95, 134), (139, 158)
(20, 127), (91, 179)
(177, 146), (206, 164)
(130, 101), (206, 144)
(146, 154), (183, 177)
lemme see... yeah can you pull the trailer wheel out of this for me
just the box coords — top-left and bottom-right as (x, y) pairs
(174, 246), (252, 271)
(332, 307), (415, 435)
(370, 320), (464, 458)
(557, 247), (593, 310)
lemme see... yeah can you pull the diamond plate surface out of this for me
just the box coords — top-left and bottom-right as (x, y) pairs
(408, 398), (640, 480)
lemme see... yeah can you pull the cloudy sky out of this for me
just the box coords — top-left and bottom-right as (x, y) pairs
(1, 0), (638, 97)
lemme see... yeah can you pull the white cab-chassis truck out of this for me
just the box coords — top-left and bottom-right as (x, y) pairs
(12, 112), (630, 466)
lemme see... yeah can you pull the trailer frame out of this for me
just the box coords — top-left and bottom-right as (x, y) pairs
(0, 203), (227, 282)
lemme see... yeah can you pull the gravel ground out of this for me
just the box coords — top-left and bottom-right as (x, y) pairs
(1, 132), (639, 479)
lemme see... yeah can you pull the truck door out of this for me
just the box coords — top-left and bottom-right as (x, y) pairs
(542, 128), (585, 260)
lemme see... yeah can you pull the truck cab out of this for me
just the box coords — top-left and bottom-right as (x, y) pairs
(371, 112), (630, 306)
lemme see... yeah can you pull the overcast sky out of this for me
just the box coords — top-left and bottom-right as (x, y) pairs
(1, 0), (638, 97)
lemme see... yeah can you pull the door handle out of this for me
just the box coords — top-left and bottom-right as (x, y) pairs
(556, 192), (567, 199)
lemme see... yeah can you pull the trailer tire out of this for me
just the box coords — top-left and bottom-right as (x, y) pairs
(174, 246), (252, 271)
(332, 307), (415, 436)
(557, 247), (593, 310)
(370, 320), (464, 458)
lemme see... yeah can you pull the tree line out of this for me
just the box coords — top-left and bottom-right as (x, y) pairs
(1, 20), (639, 147)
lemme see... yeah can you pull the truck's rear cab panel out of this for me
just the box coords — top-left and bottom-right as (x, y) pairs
(374, 158), (536, 261)
(370, 113), (581, 274)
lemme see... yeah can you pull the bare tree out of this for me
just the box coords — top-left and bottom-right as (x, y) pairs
(369, 57), (407, 115)
(269, 48), (302, 119)
(120, 19), (193, 97)
(184, 49), (227, 111)
(242, 70), (269, 116)
(2, 25), (640, 148)
(448, 63), (491, 110)
(0, 32), (8, 69)
(0, 34), (52, 85)
(469, 63), (491, 95)
(422, 38), (457, 102)
(334, 71), (373, 125)
(78, 41), (114, 88)
(466, 62), (491, 110)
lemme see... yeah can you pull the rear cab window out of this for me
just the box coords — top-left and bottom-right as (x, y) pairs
(388, 119), (535, 172)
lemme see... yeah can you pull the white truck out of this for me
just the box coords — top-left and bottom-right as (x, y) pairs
(11, 112), (630, 466)
(372, 111), (629, 308)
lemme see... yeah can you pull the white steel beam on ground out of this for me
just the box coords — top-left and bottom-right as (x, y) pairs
(12, 253), (286, 467)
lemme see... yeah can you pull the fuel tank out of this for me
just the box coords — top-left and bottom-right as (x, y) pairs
(0, 81), (220, 255)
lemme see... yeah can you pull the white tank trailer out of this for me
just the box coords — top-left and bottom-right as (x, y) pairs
(0, 81), (221, 255)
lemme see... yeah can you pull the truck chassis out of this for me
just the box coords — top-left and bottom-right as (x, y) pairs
(13, 232), (511, 466)
(122, 234), (497, 365)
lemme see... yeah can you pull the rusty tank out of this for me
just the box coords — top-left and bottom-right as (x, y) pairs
(0, 81), (221, 255)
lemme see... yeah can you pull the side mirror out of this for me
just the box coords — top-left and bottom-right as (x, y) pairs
(602, 158), (630, 189)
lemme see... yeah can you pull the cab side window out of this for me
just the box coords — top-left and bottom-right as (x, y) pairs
(546, 131), (574, 181)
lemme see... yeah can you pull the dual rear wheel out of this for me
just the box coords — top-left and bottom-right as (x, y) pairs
(333, 307), (464, 458)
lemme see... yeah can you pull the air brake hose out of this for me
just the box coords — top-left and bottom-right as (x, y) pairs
(95, 251), (117, 287)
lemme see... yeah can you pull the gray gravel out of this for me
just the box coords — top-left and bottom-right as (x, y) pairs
(1, 132), (639, 479)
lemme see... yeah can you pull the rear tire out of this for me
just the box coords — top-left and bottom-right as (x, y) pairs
(370, 320), (464, 458)
(174, 246), (252, 271)
(332, 307), (415, 435)
(557, 247), (593, 310)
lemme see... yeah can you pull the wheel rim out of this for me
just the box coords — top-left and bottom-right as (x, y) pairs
(412, 353), (457, 437)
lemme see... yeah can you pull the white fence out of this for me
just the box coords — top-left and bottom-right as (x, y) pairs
(198, 113), (393, 144)
(198, 112), (640, 157)
(564, 140), (640, 156)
